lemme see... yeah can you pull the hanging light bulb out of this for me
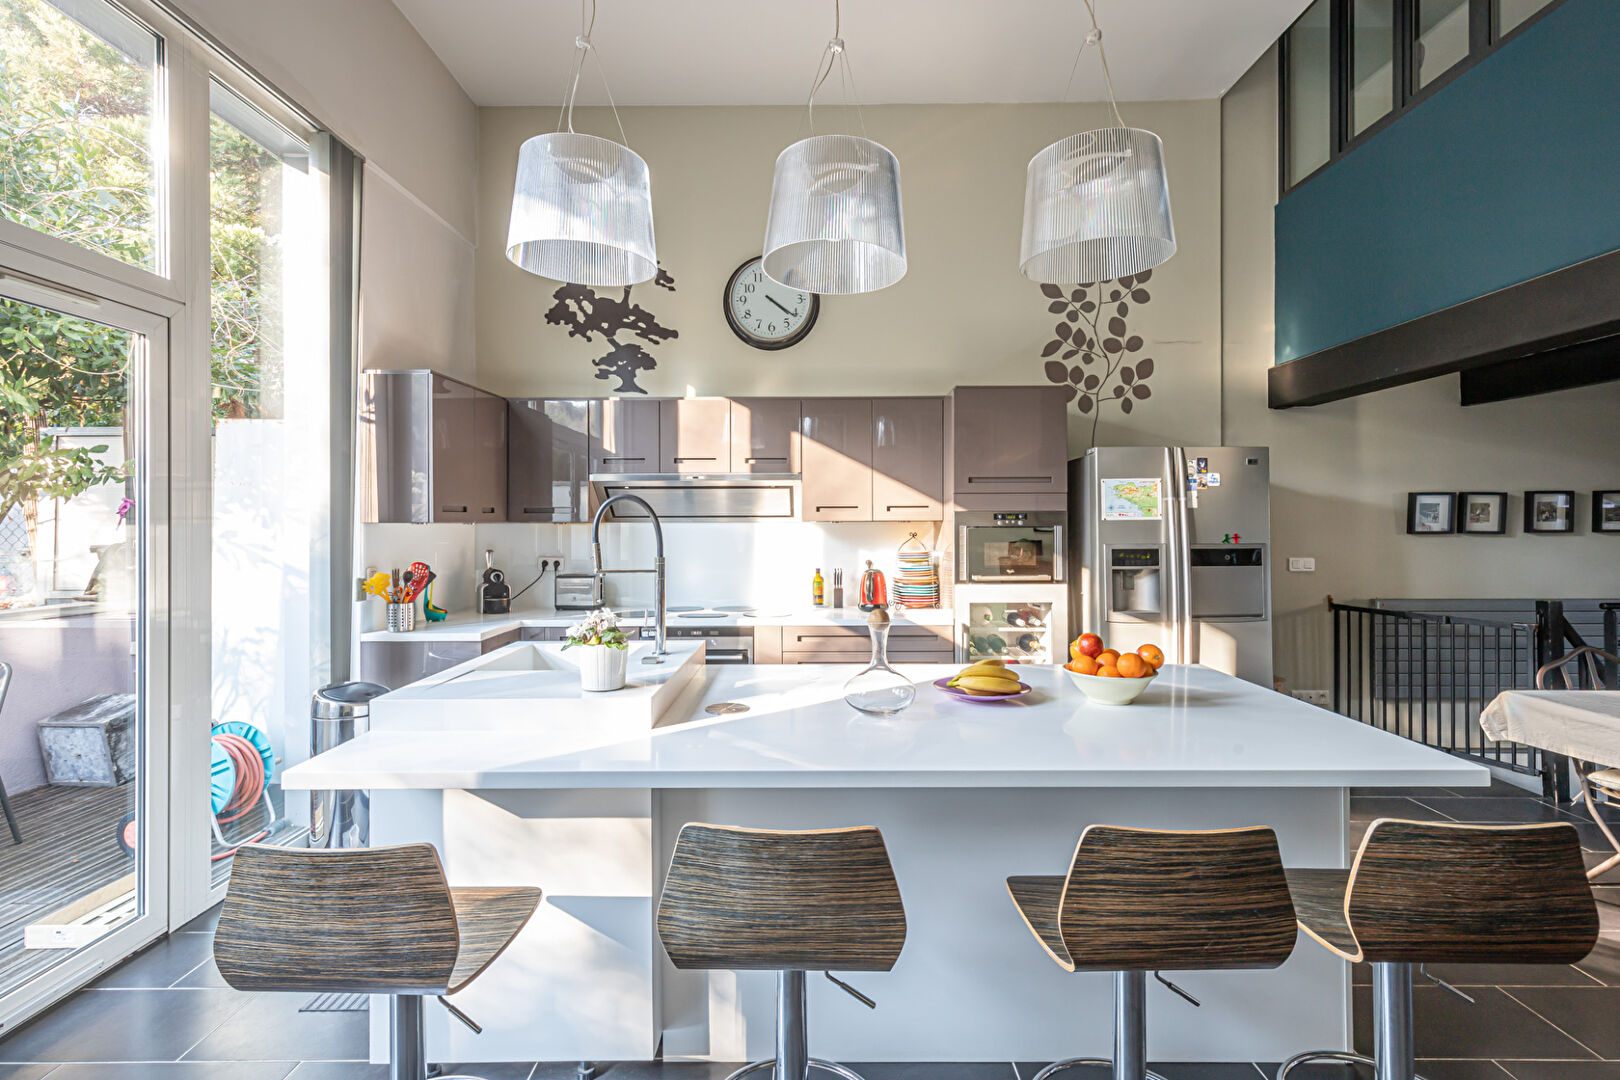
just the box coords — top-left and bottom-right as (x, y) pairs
(761, 3), (906, 295)
(506, 0), (656, 287)
(1020, 2), (1175, 283)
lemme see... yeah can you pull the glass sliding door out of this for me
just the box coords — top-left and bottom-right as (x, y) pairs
(0, 271), (169, 1027)
(204, 82), (331, 885)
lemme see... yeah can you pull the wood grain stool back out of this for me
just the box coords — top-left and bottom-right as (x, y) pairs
(214, 843), (460, 994)
(1346, 820), (1598, 965)
(1058, 824), (1297, 972)
(657, 823), (906, 971)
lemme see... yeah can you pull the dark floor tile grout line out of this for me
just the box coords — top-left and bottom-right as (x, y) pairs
(1497, 986), (1607, 1061)
(167, 955), (216, 989)
(1248, 1064), (1269, 1079)
(173, 991), (262, 1065)
(1407, 797), (1463, 822)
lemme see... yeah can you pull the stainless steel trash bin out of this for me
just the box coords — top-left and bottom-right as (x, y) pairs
(310, 681), (388, 849)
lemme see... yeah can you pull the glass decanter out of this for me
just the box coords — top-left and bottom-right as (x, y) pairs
(843, 607), (917, 716)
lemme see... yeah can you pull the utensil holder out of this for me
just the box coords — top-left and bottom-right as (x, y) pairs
(386, 602), (415, 633)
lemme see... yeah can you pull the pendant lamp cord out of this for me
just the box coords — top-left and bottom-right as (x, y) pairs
(1061, 0), (1127, 129)
(803, 0), (867, 138)
(556, 0), (632, 147)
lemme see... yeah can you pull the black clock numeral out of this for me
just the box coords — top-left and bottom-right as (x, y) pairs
(742, 309), (751, 319)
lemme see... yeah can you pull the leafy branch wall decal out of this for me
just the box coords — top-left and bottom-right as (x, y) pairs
(543, 264), (679, 394)
(1036, 268), (1156, 447)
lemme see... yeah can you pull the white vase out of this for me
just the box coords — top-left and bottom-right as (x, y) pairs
(577, 643), (628, 692)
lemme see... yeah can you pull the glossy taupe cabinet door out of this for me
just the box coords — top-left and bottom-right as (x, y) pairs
(659, 397), (732, 473)
(468, 388), (509, 520)
(360, 370), (507, 523)
(730, 398), (800, 473)
(798, 398), (873, 521)
(590, 398), (661, 473)
(508, 398), (590, 522)
(872, 397), (944, 520)
(949, 385), (1069, 496)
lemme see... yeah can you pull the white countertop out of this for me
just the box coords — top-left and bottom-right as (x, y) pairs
(359, 605), (956, 642)
(284, 663), (1488, 791)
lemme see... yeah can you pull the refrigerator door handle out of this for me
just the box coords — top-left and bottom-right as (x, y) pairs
(1175, 453), (1194, 665)
(1167, 448), (1189, 666)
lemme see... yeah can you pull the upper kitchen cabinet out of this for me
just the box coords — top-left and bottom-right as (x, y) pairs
(590, 398), (661, 474)
(360, 370), (507, 524)
(658, 397), (732, 474)
(872, 397), (944, 521)
(729, 398), (800, 473)
(948, 385), (1068, 498)
(798, 398), (873, 521)
(508, 399), (591, 522)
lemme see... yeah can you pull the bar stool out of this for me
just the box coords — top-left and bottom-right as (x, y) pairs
(1006, 824), (1298, 1080)
(213, 843), (541, 1080)
(656, 823), (907, 1080)
(1278, 819), (1599, 1080)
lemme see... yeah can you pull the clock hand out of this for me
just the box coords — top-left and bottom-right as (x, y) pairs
(765, 295), (795, 317)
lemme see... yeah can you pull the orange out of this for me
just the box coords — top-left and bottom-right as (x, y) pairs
(1116, 653), (1148, 679)
(1097, 664), (1121, 678)
(1069, 654), (1099, 676)
(1137, 643), (1165, 670)
(1096, 649), (1121, 668)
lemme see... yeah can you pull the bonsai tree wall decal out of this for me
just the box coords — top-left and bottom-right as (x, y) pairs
(1036, 268), (1156, 447)
(543, 264), (679, 394)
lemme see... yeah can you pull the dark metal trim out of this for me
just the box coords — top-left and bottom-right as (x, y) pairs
(1269, 247), (1620, 408)
(1459, 337), (1620, 405)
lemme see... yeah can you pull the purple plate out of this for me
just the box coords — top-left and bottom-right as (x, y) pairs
(932, 676), (1033, 703)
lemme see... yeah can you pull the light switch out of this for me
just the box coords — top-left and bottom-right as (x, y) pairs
(1287, 557), (1316, 573)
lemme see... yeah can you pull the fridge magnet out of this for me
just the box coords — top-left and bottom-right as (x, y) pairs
(1524, 490), (1575, 533)
(1206, 472), (1221, 487)
(1100, 477), (1163, 521)
(1593, 491), (1620, 533)
(1457, 492), (1507, 535)
(1406, 492), (1456, 534)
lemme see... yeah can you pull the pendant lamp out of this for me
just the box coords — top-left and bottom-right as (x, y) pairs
(761, 4), (906, 295)
(1020, 2), (1175, 283)
(506, 2), (656, 288)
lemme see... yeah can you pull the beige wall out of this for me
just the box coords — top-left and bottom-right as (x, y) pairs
(476, 101), (1223, 452)
(1220, 46), (1620, 691)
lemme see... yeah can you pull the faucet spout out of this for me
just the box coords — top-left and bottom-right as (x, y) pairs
(589, 494), (667, 663)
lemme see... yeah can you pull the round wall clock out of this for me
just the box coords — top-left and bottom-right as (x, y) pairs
(723, 257), (819, 351)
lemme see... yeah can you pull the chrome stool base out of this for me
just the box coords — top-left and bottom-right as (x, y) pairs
(1031, 1057), (1168, 1080)
(724, 1058), (871, 1080)
(1276, 962), (1425, 1080)
(1276, 1050), (1428, 1080)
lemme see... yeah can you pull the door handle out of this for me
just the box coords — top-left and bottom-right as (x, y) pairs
(745, 457), (788, 463)
(885, 505), (929, 511)
(599, 457), (644, 463)
(816, 505), (860, 511)
(966, 476), (1051, 484)
(523, 507), (564, 514)
(440, 506), (467, 514)
(673, 457), (717, 463)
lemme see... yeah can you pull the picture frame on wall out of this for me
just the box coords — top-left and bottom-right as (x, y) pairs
(1524, 490), (1576, 534)
(1457, 491), (1507, 535)
(1407, 491), (1457, 534)
(1595, 491), (1620, 534)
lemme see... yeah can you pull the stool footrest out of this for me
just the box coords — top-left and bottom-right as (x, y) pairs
(1031, 1058), (1168, 1080)
(724, 1059), (872, 1080)
(1276, 1049), (1429, 1080)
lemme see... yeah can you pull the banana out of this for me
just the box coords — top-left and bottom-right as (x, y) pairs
(954, 662), (1013, 681)
(953, 674), (1024, 694)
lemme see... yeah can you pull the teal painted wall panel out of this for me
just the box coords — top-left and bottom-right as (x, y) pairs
(1274, 0), (1620, 363)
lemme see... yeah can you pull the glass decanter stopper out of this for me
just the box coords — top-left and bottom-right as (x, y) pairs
(843, 607), (917, 717)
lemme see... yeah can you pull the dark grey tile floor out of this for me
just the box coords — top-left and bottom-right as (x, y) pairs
(1, 778), (1616, 1080)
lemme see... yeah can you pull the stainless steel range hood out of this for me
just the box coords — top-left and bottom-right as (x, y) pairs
(589, 473), (800, 521)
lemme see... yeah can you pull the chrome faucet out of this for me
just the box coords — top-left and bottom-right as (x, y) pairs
(589, 493), (666, 664)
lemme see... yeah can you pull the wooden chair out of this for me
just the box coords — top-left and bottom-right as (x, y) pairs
(657, 823), (906, 1080)
(214, 843), (540, 1080)
(1279, 819), (1599, 1080)
(1006, 824), (1298, 1080)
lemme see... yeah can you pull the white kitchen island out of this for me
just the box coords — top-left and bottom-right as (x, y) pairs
(282, 654), (1486, 1067)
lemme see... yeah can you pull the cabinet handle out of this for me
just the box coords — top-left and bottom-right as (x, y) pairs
(886, 504), (930, 510)
(966, 476), (1052, 484)
(816, 505), (860, 511)
(672, 457), (717, 463)
(441, 505), (467, 514)
(745, 456), (788, 463)
(522, 506), (564, 514)
(600, 456), (644, 463)
(479, 508), (497, 514)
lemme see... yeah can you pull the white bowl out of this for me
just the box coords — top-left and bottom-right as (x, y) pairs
(1063, 667), (1157, 705)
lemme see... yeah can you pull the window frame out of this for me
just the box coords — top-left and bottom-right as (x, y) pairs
(1278, 0), (1570, 198)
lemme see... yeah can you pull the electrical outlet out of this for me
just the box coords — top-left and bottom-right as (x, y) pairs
(1292, 689), (1331, 707)
(1287, 556), (1315, 572)
(539, 555), (565, 573)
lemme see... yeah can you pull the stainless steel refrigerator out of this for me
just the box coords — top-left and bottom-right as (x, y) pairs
(1069, 447), (1273, 686)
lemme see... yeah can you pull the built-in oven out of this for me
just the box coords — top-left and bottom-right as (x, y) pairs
(955, 510), (1067, 583)
(664, 626), (753, 664)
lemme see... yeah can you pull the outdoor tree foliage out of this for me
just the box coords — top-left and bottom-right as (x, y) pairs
(0, 0), (279, 580)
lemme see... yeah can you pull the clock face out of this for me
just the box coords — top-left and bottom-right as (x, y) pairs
(724, 258), (819, 350)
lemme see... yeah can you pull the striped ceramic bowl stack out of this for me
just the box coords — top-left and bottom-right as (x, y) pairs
(894, 534), (940, 609)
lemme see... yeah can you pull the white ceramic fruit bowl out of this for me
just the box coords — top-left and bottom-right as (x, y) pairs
(1063, 667), (1156, 705)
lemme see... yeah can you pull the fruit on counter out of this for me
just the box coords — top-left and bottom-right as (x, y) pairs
(1096, 648), (1121, 668)
(1075, 633), (1104, 658)
(1096, 663), (1122, 678)
(1064, 654), (1099, 676)
(1137, 643), (1165, 670)
(947, 659), (1024, 696)
(1116, 653), (1149, 678)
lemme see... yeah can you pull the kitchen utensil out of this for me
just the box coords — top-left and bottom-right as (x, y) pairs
(858, 560), (888, 611)
(386, 602), (416, 632)
(405, 561), (431, 601)
(932, 676), (1033, 704)
(423, 570), (447, 621)
(842, 608), (916, 716)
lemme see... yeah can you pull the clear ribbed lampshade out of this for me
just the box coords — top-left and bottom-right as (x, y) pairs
(506, 131), (657, 287)
(762, 134), (906, 295)
(1020, 127), (1175, 283)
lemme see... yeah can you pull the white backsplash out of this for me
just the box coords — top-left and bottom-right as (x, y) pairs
(359, 523), (478, 629)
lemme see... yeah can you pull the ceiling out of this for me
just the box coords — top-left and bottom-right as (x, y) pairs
(391, 0), (1312, 108)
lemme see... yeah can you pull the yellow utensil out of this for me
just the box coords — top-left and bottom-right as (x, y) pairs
(363, 571), (391, 599)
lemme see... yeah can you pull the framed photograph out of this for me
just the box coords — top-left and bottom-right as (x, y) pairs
(1524, 490), (1575, 534)
(1406, 491), (1457, 534)
(1594, 491), (1620, 533)
(1457, 491), (1507, 534)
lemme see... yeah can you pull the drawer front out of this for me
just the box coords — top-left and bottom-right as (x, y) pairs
(782, 648), (954, 665)
(781, 624), (953, 654)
